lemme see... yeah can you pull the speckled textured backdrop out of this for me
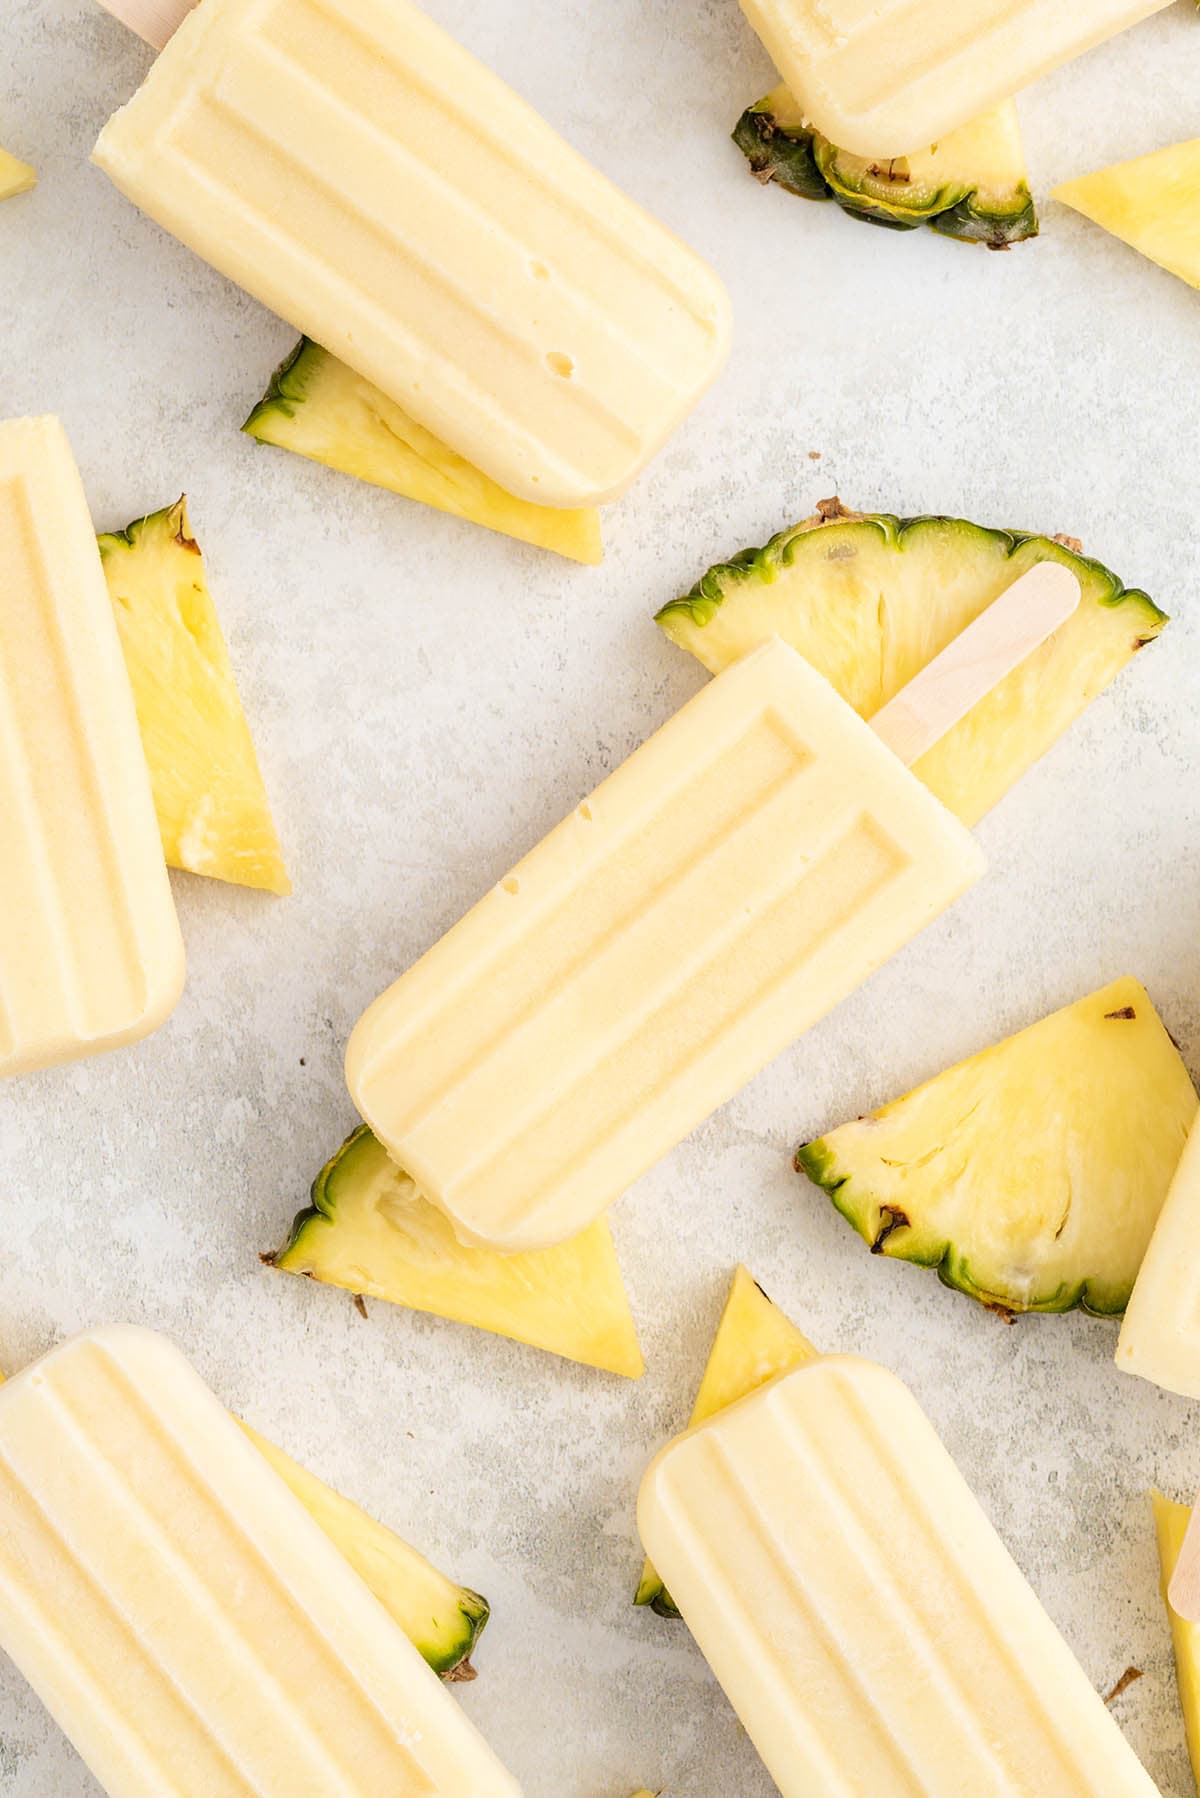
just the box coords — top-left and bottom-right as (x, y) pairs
(3, 1), (1200, 1792)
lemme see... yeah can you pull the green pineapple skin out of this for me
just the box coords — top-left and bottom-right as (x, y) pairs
(732, 98), (1038, 246)
(659, 510), (1164, 642)
(797, 1136), (1112, 1317)
(269, 1119), (368, 1270)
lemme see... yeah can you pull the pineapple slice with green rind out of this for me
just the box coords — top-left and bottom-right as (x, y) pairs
(0, 1367), (485, 1679)
(1152, 1490), (1200, 1793)
(1054, 141), (1200, 290)
(733, 91), (1037, 246)
(266, 1126), (644, 1378)
(242, 1423), (488, 1678)
(0, 146), (35, 201)
(635, 1267), (816, 1615)
(244, 340), (603, 565)
(798, 978), (1198, 1318)
(657, 501), (1166, 827)
(98, 500), (288, 894)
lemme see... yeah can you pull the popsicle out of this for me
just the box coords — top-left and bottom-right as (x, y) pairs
(0, 416), (185, 1077)
(638, 1359), (1160, 1797)
(736, 0), (1174, 161)
(91, 0), (732, 511)
(0, 1325), (521, 1797)
(1116, 1111), (1200, 1399)
(346, 565), (1078, 1253)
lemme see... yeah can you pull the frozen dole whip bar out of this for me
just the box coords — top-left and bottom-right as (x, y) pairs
(738, 0), (1173, 159)
(0, 418), (184, 1077)
(347, 638), (986, 1253)
(639, 1360), (1160, 1797)
(92, 0), (732, 510)
(0, 1327), (521, 1797)
(1116, 1111), (1200, 1398)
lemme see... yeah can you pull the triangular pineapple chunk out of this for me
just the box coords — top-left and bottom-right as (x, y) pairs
(266, 1127), (644, 1378)
(0, 146), (35, 201)
(0, 1367), (485, 1679)
(1151, 1490), (1200, 1792)
(242, 1424), (488, 1677)
(798, 977), (1197, 1318)
(635, 1267), (816, 1614)
(1054, 142), (1200, 289)
(98, 499), (289, 895)
(244, 340), (603, 566)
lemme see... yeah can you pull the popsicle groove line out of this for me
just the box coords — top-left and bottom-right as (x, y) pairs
(0, 1455), (252, 1796)
(168, 92), (644, 485)
(0, 474), (147, 1051)
(357, 712), (807, 1100)
(813, 0), (1062, 107)
(761, 1386), (1060, 1787)
(437, 818), (904, 1232)
(263, 0), (721, 352)
(835, 1379), (1096, 1783)
(660, 1434), (926, 1797)
(27, 1351), (435, 1792)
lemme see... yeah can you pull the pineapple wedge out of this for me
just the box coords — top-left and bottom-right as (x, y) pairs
(244, 340), (603, 565)
(635, 1267), (816, 1615)
(1055, 142), (1200, 289)
(658, 501), (1164, 827)
(242, 1424), (488, 1677)
(734, 91), (1037, 246)
(0, 145), (35, 200)
(99, 500), (288, 894)
(798, 978), (1198, 1318)
(266, 1126), (644, 1378)
(0, 1368), (485, 1679)
(1152, 1490), (1200, 1794)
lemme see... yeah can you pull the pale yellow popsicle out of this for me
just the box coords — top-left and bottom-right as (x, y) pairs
(0, 1326), (521, 1797)
(92, 0), (731, 510)
(0, 417), (184, 1077)
(346, 638), (984, 1252)
(1116, 1110), (1200, 1397)
(639, 1359), (1159, 1798)
(738, 0), (1174, 160)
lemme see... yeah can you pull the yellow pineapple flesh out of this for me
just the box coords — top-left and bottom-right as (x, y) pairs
(635, 1267), (816, 1613)
(267, 1127), (644, 1378)
(1152, 1490), (1200, 1793)
(1054, 141), (1200, 289)
(98, 499), (289, 895)
(0, 146), (35, 200)
(244, 340), (603, 565)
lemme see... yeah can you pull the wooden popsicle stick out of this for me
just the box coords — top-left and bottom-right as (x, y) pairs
(870, 562), (1081, 768)
(1169, 1495), (1200, 1620)
(95, 0), (193, 51)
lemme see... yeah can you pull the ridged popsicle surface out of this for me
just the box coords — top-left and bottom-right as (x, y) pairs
(93, 0), (731, 508)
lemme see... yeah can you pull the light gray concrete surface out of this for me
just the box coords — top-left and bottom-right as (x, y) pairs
(3, 0), (1200, 1792)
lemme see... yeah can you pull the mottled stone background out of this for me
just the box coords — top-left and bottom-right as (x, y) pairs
(3, 0), (1200, 1792)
